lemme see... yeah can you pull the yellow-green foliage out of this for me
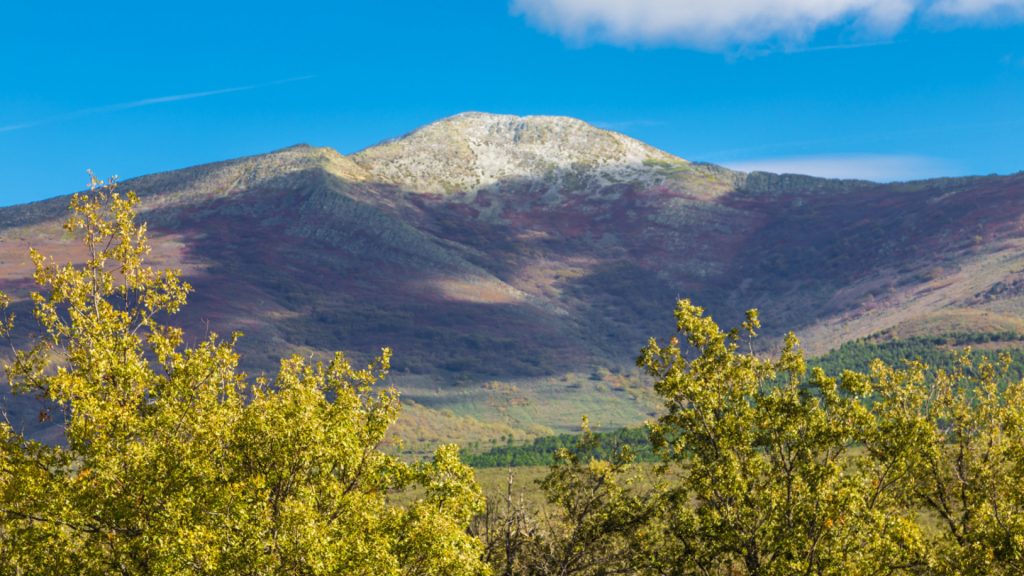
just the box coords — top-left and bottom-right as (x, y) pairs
(5, 175), (1024, 576)
(481, 300), (1024, 575)
(0, 177), (489, 575)
(634, 300), (1024, 575)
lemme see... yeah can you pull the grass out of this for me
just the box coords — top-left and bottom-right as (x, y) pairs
(391, 368), (661, 453)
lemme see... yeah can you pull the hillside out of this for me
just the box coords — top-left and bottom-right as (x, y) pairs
(2, 112), (1023, 446)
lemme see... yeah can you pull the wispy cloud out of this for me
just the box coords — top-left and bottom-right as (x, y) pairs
(0, 75), (314, 134)
(697, 115), (1024, 162)
(1001, 52), (1024, 66)
(726, 154), (957, 181)
(590, 119), (665, 130)
(512, 0), (1024, 51)
(931, 0), (1024, 18)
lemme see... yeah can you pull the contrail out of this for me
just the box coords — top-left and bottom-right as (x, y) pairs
(784, 40), (896, 54)
(0, 75), (315, 134)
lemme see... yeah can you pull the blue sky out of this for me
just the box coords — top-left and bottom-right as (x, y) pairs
(2, 0), (1023, 206)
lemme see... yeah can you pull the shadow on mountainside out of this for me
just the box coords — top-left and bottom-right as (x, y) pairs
(3, 158), (1024, 442)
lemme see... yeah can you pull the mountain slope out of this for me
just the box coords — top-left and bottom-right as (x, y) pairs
(2, 113), (1023, 446)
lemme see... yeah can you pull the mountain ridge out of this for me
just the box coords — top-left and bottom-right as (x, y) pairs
(2, 112), (1023, 446)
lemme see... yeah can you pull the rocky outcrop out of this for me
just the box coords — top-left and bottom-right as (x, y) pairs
(351, 112), (691, 194)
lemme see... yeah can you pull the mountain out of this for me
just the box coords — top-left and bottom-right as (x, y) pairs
(2, 112), (1024, 446)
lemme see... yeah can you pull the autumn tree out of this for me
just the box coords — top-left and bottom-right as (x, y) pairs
(477, 300), (1024, 575)
(867, 353), (1024, 574)
(636, 300), (928, 575)
(0, 178), (489, 575)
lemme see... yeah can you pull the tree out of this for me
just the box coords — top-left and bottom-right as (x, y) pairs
(0, 177), (489, 575)
(869, 353), (1024, 574)
(637, 300), (927, 575)
(477, 299), (1024, 575)
(475, 419), (649, 576)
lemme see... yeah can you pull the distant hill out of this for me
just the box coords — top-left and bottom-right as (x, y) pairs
(2, 112), (1023, 446)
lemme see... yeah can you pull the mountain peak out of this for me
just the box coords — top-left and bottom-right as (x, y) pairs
(431, 111), (596, 131)
(351, 112), (687, 194)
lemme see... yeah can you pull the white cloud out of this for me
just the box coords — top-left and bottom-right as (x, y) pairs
(725, 154), (954, 181)
(511, 0), (1024, 50)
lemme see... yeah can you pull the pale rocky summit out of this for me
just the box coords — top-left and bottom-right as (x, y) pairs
(351, 112), (689, 194)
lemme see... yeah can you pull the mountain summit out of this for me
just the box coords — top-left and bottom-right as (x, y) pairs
(351, 112), (688, 194)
